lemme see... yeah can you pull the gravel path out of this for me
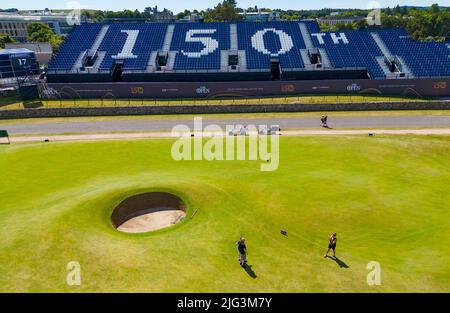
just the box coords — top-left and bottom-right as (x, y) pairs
(2, 128), (449, 144)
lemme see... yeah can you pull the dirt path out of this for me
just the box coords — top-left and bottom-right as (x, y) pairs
(3, 128), (450, 143)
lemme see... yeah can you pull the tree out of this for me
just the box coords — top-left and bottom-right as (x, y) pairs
(104, 9), (144, 19)
(355, 19), (368, 30)
(0, 33), (15, 49)
(27, 22), (62, 53)
(49, 35), (64, 53)
(176, 9), (191, 20)
(203, 0), (243, 22)
(440, 11), (450, 39)
(82, 10), (105, 22)
(27, 22), (55, 42)
(430, 3), (440, 14)
(177, 12), (187, 19)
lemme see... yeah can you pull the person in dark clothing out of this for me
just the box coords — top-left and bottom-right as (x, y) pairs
(321, 115), (328, 128)
(238, 237), (247, 267)
(324, 233), (337, 258)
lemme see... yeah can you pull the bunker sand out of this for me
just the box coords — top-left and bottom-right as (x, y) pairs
(117, 210), (186, 233)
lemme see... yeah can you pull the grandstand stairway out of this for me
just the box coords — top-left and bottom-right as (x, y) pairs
(146, 51), (158, 72)
(162, 25), (175, 51)
(371, 32), (413, 79)
(299, 23), (332, 70)
(166, 51), (177, 71)
(299, 23), (313, 48)
(237, 50), (248, 71)
(72, 51), (87, 73)
(91, 52), (106, 73)
(72, 25), (110, 73)
(89, 25), (110, 57)
(219, 24), (246, 72)
(318, 48), (331, 68)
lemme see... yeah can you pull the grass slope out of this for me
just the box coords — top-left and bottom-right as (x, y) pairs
(0, 136), (449, 292)
(1, 94), (430, 110)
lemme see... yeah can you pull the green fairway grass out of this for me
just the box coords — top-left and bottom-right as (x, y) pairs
(0, 135), (449, 292)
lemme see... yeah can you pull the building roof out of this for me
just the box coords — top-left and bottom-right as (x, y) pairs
(6, 43), (52, 54)
(0, 48), (34, 55)
(0, 13), (69, 22)
(318, 15), (366, 21)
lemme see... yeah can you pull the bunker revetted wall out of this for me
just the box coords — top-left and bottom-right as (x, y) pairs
(111, 192), (187, 229)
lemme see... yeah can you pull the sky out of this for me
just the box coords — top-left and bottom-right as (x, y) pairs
(1, 0), (449, 12)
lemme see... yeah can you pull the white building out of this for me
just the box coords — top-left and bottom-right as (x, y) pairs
(0, 10), (80, 41)
(317, 15), (366, 26)
(240, 10), (281, 22)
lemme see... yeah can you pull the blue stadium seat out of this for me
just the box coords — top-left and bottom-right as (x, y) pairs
(171, 23), (230, 71)
(303, 20), (321, 33)
(308, 30), (385, 78)
(98, 23), (167, 71)
(48, 23), (167, 72)
(376, 29), (450, 77)
(237, 22), (306, 70)
(48, 21), (450, 79)
(48, 24), (103, 71)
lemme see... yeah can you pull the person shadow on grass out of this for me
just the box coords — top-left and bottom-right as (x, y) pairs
(326, 256), (349, 268)
(243, 263), (257, 279)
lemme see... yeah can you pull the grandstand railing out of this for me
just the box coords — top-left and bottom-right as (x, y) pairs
(46, 69), (112, 75)
(46, 68), (275, 74)
(45, 67), (450, 79)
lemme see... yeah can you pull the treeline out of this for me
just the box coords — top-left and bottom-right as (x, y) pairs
(0, 23), (64, 52)
(83, 9), (151, 21)
(273, 4), (449, 41)
(82, 2), (448, 41)
(276, 4), (449, 41)
(0, 32), (15, 49)
(3, 1), (446, 51)
(381, 4), (449, 41)
(26, 23), (64, 52)
(81, 1), (242, 22)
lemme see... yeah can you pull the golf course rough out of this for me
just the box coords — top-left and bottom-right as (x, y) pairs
(0, 135), (449, 292)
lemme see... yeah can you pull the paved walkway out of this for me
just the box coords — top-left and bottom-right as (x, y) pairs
(1, 115), (450, 135)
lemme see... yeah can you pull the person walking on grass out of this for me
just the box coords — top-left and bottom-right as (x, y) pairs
(324, 233), (337, 258)
(238, 237), (247, 267)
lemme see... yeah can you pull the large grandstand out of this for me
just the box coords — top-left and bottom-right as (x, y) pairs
(46, 21), (450, 79)
(40, 20), (450, 99)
